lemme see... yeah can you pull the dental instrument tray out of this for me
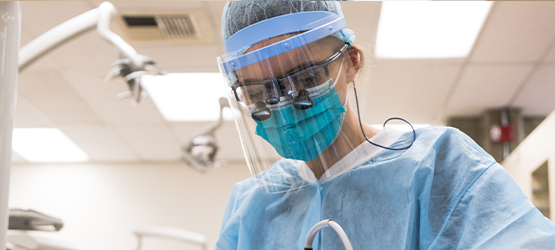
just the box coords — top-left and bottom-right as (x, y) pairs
(8, 208), (63, 231)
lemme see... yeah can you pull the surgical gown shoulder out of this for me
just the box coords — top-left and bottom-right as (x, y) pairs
(222, 126), (496, 221)
(217, 126), (555, 249)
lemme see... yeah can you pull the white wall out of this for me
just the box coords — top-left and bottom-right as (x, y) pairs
(502, 109), (555, 222)
(8, 161), (251, 250)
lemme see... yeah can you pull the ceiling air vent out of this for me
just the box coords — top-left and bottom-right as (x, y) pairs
(114, 11), (216, 45)
(123, 16), (158, 27)
(122, 15), (196, 39)
(157, 15), (196, 38)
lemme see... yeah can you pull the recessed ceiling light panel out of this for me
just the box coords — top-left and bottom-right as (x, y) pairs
(376, 2), (493, 58)
(142, 73), (232, 122)
(12, 128), (89, 163)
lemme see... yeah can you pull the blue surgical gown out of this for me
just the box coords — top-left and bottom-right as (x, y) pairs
(216, 127), (555, 249)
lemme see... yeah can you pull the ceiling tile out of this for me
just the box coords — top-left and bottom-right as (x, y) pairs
(206, 1), (227, 40)
(108, 1), (207, 10)
(445, 64), (534, 117)
(58, 125), (139, 162)
(20, 1), (93, 38)
(117, 125), (181, 161)
(512, 65), (555, 116)
(47, 31), (120, 69)
(14, 95), (54, 128)
(11, 152), (26, 163)
(342, 2), (381, 52)
(470, 2), (555, 63)
(134, 46), (222, 72)
(18, 69), (105, 125)
(357, 60), (462, 125)
(61, 69), (167, 125)
(544, 45), (555, 63)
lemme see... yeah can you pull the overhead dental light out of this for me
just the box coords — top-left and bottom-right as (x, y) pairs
(104, 55), (167, 105)
(182, 97), (231, 173)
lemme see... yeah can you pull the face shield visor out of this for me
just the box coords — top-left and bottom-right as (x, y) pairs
(218, 12), (352, 194)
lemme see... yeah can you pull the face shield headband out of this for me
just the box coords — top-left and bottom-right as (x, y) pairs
(220, 11), (347, 76)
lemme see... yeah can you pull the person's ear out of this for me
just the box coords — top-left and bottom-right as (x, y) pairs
(345, 46), (361, 84)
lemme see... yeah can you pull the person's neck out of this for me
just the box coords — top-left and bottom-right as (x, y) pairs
(305, 109), (379, 180)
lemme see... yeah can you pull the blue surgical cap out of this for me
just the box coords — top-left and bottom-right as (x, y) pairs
(221, 1), (356, 55)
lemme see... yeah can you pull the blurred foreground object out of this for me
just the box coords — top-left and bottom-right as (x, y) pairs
(134, 226), (207, 250)
(7, 209), (80, 250)
(9, 209), (63, 232)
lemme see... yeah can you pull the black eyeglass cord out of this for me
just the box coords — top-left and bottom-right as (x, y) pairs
(352, 80), (416, 150)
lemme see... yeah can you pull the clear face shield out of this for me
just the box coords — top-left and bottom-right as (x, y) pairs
(218, 12), (352, 193)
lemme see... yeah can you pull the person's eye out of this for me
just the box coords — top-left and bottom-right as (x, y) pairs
(300, 75), (318, 85)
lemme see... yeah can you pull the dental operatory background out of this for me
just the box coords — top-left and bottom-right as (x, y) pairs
(2, 1), (555, 249)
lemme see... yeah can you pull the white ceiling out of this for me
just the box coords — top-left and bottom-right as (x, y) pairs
(12, 1), (555, 163)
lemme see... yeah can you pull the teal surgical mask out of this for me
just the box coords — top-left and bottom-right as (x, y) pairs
(252, 77), (346, 162)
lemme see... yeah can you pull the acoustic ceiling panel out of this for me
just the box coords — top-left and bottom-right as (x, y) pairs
(470, 2), (555, 63)
(20, 1), (93, 38)
(543, 46), (555, 63)
(117, 125), (182, 161)
(17, 69), (105, 125)
(445, 64), (534, 117)
(357, 60), (462, 124)
(14, 95), (54, 128)
(59, 124), (139, 162)
(62, 68), (167, 125)
(512, 65), (555, 116)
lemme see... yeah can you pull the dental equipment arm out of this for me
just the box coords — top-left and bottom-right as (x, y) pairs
(18, 2), (166, 104)
(134, 226), (207, 250)
(96, 2), (142, 68)
(305, 219), (353, 250)
(182, 97), (230, 173)
(19, 2), (138, 71)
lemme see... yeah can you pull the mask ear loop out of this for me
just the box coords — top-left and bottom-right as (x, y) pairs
(352, 80), (416, 150)
(331, 59), (344, 89)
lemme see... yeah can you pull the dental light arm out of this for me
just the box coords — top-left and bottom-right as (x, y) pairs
(134, 226), (207, 250)
(19, 2), (132, 71)
(18, 2), (167, 104)
(182, 97), (230, 173)
(96, 2), (142, 68)
(305, 219), (353, 250)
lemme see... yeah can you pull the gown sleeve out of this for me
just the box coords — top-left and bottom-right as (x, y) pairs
(215, 184), (242, 250)
(430, 162), (555, 249)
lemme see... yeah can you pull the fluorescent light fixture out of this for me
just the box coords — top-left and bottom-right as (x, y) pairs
(372, 124), (431, 132)
(142, 73), (233, 121)
(12, 128), (89, 163)
(376, 2), (492, 58)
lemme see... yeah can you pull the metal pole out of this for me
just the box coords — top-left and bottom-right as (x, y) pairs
(501, 108), (510, 159)
(0, 2), (20, 248)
